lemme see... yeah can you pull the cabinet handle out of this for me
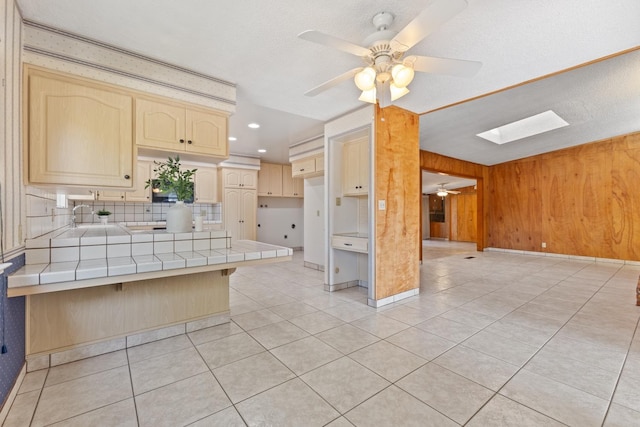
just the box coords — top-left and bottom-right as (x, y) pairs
(187, 140), (193, 144)
(300, 168), (305, 172)
(124, 174), (130, 179)
(344, 243), (353, 246)
(179, 139), (185, 144)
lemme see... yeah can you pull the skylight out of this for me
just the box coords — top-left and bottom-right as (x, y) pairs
(476, 110), (569, 145)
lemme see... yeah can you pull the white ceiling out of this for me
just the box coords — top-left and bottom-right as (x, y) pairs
(15, 0), (640, 164)
(421, 171), (475, 195)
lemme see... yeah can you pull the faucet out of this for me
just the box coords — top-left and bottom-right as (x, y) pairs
(71, 204), (92, 228)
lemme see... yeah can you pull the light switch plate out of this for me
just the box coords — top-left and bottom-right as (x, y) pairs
(378, 200), (386, 210)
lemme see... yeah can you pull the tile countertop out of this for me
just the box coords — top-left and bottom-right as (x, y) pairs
(9, 223), (292, 297)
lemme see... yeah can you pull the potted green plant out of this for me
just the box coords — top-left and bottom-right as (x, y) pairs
(96, 209), (111, 225)
(145, 156), (197, 233)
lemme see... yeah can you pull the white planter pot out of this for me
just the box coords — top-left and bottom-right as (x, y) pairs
(166, 201), (192, 233)
(99, 216), (109, 225)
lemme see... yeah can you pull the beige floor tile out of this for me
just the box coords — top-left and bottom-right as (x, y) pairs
(434, 345), (519, 391)
(386, 327), (456, 360)
(440, 307), (498, 328)
(18, 369), (47, 394)
(501, 370), (609, 427)
(213, 352), (295, 403)
(302, 294), (349, 310)
(349, 340), (426, 382)
(461, 330), (539, 366)
(288, 310), (345, 334)
(467, 394), (565, 426)
(126, 334), (193, 364)
(316, 324), (379, 354)
(324, 416), (356, 427)
(415, 315), (481, 343)
(236, 378), (339, 427)
(544, 335), (627, 373)
(187, 321), (243, 345)
(45, 350), (128, 387)
(129, 346), (208, 395)
(31, 366), (132, 427)
(500, 310), (566, 334)
(270, 336), (343, 375)
(483, 319), (555, 348)
(524, 347), (619, 400)
(268, 301), (318, 319)
(232, 309), (284, 330)
(135, 372), (231, 427)
(612, 373), (640, 412)
(49, 398), (137, 427)
(3, 390), (40, 427)
(350, 313), (411, 338)
(345, 385), (458, 427)
(604, 403), (640, 427)
(247, 320), (309, 349)
(322, 302), (377, 323)
(196, 332), (265, 370)
(301, 357), (390, 413)
(189, 406), (247, 426)
(397, 363), (494, 424)
(379, 305), (436, 325)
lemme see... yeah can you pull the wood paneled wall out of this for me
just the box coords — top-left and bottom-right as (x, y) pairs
(375, 106), (420, 300)
(488, 132), (640, 261)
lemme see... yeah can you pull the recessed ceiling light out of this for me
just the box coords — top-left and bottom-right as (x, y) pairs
(228, 136), (237, 141)
(258, 149), (266, 153)
(477, 110), (569, 145)
(248, 123), (260, 129)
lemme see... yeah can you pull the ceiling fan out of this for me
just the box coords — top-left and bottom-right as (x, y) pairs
(298, 0), (482, 106)
(436, 184), (461, 197)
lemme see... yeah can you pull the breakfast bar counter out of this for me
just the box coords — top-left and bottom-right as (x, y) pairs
(8, 224), (292, 368)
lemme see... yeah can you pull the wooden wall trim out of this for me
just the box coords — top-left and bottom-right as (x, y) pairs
(375, 106), (420, 300)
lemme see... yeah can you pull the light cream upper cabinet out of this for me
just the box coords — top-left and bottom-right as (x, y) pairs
(136, 97), (228, 158)
(342, 137), (369, 196)
(282, 165), (303, 198)
(258, 163), (283, 196)
(220, 168), (257, 189)
(291, 154), (323, 178)
(125, 160), (153, 202)
(26, 67), (134, 188)
(96, 190), (125, 201)
(194, 166), (218, 203)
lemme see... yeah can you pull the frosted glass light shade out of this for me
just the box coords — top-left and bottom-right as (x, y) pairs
(390, 83), (409, 101)
(354, 67), (376, 91)
(437, 190), (448, 197)
(358, 87), (377, 104)
(391, 64), (415, 88)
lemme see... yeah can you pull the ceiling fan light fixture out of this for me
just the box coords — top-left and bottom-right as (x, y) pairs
(354, 67), (377, 91)
(390, 82), (409, 101)
(391, 64), (415, 88)
(437, 190), (448, 197)
(359, 87), (377, 104)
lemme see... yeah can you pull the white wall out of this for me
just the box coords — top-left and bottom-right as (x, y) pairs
(303, 176), (324, 268)
(256, 197), (303, 248)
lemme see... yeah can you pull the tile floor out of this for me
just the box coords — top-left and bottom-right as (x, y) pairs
(4, 241), (640, 426)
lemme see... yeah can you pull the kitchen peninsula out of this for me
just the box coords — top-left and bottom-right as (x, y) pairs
(8, 224), (292, 370)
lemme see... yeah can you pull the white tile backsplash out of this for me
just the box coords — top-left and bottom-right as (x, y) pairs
(72, 201), (222, 224)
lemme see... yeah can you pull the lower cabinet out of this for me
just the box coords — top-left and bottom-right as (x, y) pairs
(223, 188), (256, 241)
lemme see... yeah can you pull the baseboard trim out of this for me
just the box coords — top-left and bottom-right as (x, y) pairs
(0, 363), (26, 425)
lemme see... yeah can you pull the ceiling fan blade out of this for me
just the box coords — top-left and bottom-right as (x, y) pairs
(304, 67), (363, 97)
(408, 55), (482, 77)
(390, 0), (468, 52)
(298, 30), (371, 57)
(447, 190), (461, 194)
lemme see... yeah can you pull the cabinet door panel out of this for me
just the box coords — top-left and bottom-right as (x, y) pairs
(29, 72), (133, 188)
(125, 161), (152, 202)
(241, 190), (257, 240)
(186, 109), (228, 157)
(136, 98), (185, 150)
(224, 188), (241, 241)
(195, 167), (217, 203)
